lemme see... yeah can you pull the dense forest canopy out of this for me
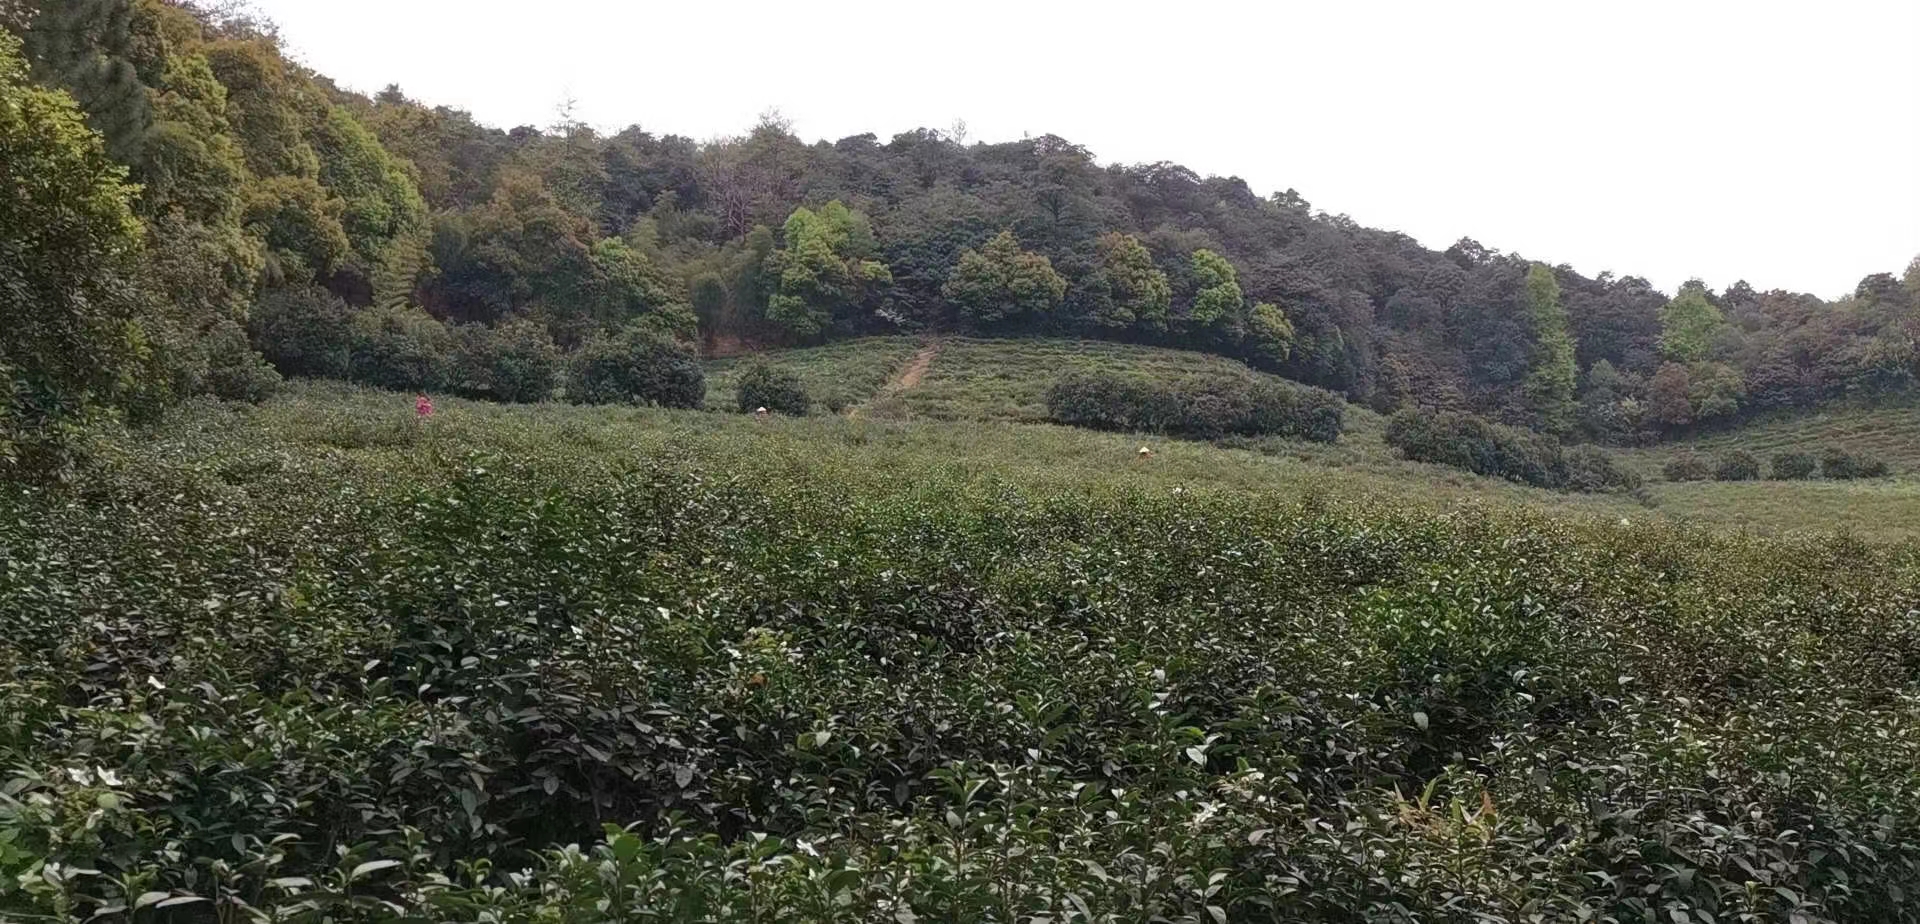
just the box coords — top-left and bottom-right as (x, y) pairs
(5, 0), (1918, 463)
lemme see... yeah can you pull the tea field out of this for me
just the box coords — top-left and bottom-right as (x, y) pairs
(4, 385), (1920, 922)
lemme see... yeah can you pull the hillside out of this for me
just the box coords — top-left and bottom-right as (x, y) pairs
(701, 338), (1920, 539)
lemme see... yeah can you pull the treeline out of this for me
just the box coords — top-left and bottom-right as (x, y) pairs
(6, 0), (1920, 473)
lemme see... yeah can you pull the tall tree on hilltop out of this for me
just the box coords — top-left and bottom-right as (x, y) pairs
(1660, 281), (1726, 363)
(1521, 263), (1577, 433)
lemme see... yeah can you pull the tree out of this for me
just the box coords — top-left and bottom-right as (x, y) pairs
(15, 0), (151, 163)
(1078, 231), (1170, 330)
(1244, 302), (1296, 369)
(1660, 281), (1726, 362)
(1643, 362), (1694, 430)
(1186, 249), (1243, 328)
(0, 30), (161, 472)
(764, 201), (891, 339)
(942, 230), (1067, 328)
(1521, 263), (1577, 433)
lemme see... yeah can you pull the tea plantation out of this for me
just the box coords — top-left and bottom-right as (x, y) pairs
(4, 389), (1920, 922)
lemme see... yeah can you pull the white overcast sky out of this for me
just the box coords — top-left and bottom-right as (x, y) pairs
(249, 0), (1918, 298)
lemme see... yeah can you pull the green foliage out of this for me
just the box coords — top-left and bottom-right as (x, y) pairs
(1521, 263), (1577, 433)
(348, 304), (452, 392)
(1821, 447), (1890, 480)
(451, 319), (559, 403)
(243, 173), (350, 284)
(1185, 248), (1242, 328)
(765, 200), (891, 339)
(566, 323), (703, 407)
(1659, 282), (1726, 363)
(1243, 301), (1296, 369)
(197, 318), (280, 401)
(1047, 370), (1344, 442)
(309, 103), (428, 283)
(1386, 408), (1636, 493)
(942, 230), (1067, 328)
(249, 285), (354, 378)
(4, 392), (1919, 921)
(0, 29), (159, 474)
(735, 362), (810, 415)
(1770, 450), (1816, 480)
(1713, 449), (1762, 482)
(1078, 231), (1170, 329)
(1662, 452), (1714, 482)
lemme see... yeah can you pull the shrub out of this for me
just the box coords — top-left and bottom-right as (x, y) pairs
(1047, 371), (1344, 443)
(1386, 408), (1555, 487)
(1385, 408), (1636, 494)
(736, 363), (811, 416)
(249, 286), (354, 379)
(200, 320), (282, 403)
(1822, 447), (1890, 480)
(452, 320), (560, 403)
(1714, 449), (1762, 481)
(1770, 450), (1816, 480)
(1563, 444), (1642, 493)
(1663, 452), (1713, 482)
(348, 305), (453, 392)
(567, 325), (704, 408)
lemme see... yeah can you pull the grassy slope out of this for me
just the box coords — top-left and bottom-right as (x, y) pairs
(701, 336), (924, 411)
(694, 338), (1920, 541)
(1619, 405), (1920, 475)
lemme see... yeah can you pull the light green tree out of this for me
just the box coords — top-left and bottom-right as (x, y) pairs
(1521, 263), (1577, 433)
(1087, 231), (1169, 329)
(764, 201), (891, 338)
(1245, 301), (1296, 368)
(0, 31), (163, 473)
(1187, 249), (1243, 327)
(1659, 281), (1726, 363)
(942, 230), (1067, 327)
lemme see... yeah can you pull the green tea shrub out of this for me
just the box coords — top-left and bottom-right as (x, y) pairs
(1385, 408), (1558, 486)
(5, 410), (1919, 921)
(1770, 450), (1816, 480)
(1562, 443), (1642, 493)
(1047, 371), (1344, 442)
(199, 319), (282, 402)
(348, 305), (453, 392)
(1663, 452), (1713, 482)
(1714, 449), (1762, 481)
(1822, 447), (1890, 479)
(250, 286), (355, 379)
(567, 324), (704, 408)
(451, 320), (560, 403)
(735, 362), (810, 415)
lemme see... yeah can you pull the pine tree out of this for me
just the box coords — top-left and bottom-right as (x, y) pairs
(15, 0), (152, 163)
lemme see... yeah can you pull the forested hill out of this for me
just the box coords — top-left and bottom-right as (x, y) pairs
(7, 0), (1919, 448)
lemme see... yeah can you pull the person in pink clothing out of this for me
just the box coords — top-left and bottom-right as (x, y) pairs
(415, 394), (434, 418)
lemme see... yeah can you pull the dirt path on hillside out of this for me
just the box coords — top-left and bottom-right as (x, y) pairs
(849, 342), (938, 418)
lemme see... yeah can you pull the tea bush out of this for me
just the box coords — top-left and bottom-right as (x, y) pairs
(566, 323), (704, 408)
(1662, 452), (1713, 482)
(1385, 408), (1637, 493)
(1822, 447), (1891, 479)
(450, 319), (560, 403)
(736, 362), (811, 415)
(1714, 449), (1762, 481)
(1770, 449), (1816, 480)
(1, 397), (1918, 922)
(1046, 370), (1344, 442)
